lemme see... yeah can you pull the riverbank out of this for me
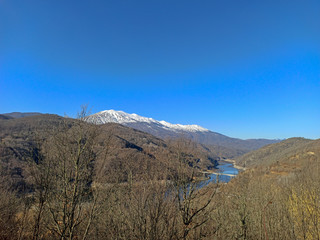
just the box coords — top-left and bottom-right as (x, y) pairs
(202, 170), (237, 177)
(200, 160), (240, 183)
(223, 159), (246, 171)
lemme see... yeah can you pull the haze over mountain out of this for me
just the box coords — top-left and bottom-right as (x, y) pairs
(2, 112), (42, 119)
(86, 110), (281, 152)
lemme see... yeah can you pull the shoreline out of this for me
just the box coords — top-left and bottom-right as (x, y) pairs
(202, 170), (237, 177)
(222, 159), (246, 171)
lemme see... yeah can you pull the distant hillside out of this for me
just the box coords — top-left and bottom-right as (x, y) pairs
(0, 114), (13, 120)
(86, 110), (281, 153)
(3, 112), (42, 119)
(0, 114), (224, 192)
(235, 137), (317, 169)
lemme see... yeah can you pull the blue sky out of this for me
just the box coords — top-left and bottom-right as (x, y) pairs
(1, 0), (319, 139)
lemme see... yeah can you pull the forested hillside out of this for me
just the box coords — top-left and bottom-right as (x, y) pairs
(0, 112), (319, 239)
(0, 111), (225, 239)
(0, 113), (219, 190)
(235, 137), (313, 167)
(212, 137), (320, 239)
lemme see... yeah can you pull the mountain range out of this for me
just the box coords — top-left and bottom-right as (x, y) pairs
(0, 111), (317, 240)
(86, 110), (281, 152)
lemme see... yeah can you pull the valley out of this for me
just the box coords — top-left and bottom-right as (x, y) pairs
(0, 111), (319, 239)
(2, 1), (318, 239)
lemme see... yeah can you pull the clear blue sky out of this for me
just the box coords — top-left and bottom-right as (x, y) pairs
(1, 0), (319, 139)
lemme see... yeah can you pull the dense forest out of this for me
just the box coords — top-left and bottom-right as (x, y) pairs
(0, 110), (319, 239)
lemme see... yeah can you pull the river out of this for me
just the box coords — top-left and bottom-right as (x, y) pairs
(203, 161), (239, 185)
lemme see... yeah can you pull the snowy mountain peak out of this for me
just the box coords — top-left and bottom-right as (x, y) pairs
(86, 110), (209, 133)
(94, 110), (158, 124)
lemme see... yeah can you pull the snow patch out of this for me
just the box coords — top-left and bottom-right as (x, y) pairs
(86, 110), (209, 133)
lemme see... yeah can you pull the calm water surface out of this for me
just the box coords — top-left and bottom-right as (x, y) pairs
(204, 161), (239, 184)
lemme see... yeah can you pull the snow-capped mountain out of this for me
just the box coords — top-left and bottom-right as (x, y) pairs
(86, 110), (209, 133)
(86, 110), (280, 152)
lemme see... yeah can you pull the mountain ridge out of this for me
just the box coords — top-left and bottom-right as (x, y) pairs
(86, 110), (281, 152)
(87, 110), (209, 133)
(3, 112), (42, 119)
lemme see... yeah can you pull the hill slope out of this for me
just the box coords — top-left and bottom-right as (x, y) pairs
(0, 114), (222, 191)
(0, 114), (13, 120)
(235, 137), (319, 170)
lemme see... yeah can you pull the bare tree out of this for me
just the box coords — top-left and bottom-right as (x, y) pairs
(169, 139), (218, 240)
(23, 106), (111, 240)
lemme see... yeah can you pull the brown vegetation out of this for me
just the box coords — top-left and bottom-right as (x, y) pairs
(0, 109), (319, 239)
